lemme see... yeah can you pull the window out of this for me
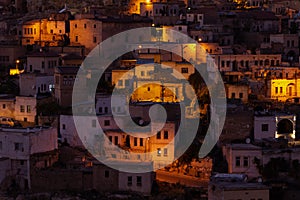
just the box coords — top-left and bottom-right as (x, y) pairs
(2, 104), (6, 109)
(104, 120), (110, 126)
(75, 24), (77, 28)
(62, 124), (66, 130)
(41, 61), (45, 69)
(141, 71), (145, 76)
(118, 80), (123, 86)
(262, 124), (269, 132)
(14, 143), (23, 151)
(92, 119), (97, 127)
(27, 105), (31, 113)
(105, 170), (109, 178)
(140, 138), (143, 146)
(125, 80), (129, 86)
(94, 24), (96, 28)
(84, 24), (87, 28)
(147, 87), (150, 92)
(105, 107), (108, 113)
(275, 87), (278, 94)
(50, 29), (53, 34)
(181, 68), (188, 73)
(231, 93), (235, 98)
(164, 131), (168, 139)
(157, 131), (161, 139)
(99, 107), (103, 113)
(75, 36), (78, 42)
(239, 93), (243, 99)
(115, 136), (118, 145)
(137, 176), (142, 186)
(280, 87), (283, 93)
(93, 37), (97, 43)
(127, 176), (132, 186)
(109, 136), (112, 143)
(0, 141), (2, 150)
(157, 148), (161, 156)
(134, 137), (138, 146)
(164, 148), (168, 156)
(20, 105), (25, 113)
(235, 156), (241, 167)
(243, 157), (249, 167)
(24, 117), (27, 122)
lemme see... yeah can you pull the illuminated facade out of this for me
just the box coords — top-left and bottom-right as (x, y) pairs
(266, 78), (300, 101)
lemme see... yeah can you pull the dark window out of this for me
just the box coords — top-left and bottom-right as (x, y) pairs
(134, 137), (138, 146)
(140, 138), (143, 146)
(105, 170), (109, 178)
(128, 176), (132, 186)
(181, 68), (188, 73)
(62, 124), (66, 130)
(243, 157), (249, 167)
(262, 124), (269, 132)
(115, 136), (118, 145)
(2, 104), (6, 109)
(157, 131), (161, 139)
(239, 93), (243, 99)
(164, 131), (168, 139)
(137, 176), (142, 186)
(235, 156), (241, 167)
(104, 120), (110, 126)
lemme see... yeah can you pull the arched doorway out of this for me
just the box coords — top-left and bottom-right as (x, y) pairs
(277, 119), (293, 134)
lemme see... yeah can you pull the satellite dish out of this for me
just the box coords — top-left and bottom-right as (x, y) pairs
(246, 138), (251, 144)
